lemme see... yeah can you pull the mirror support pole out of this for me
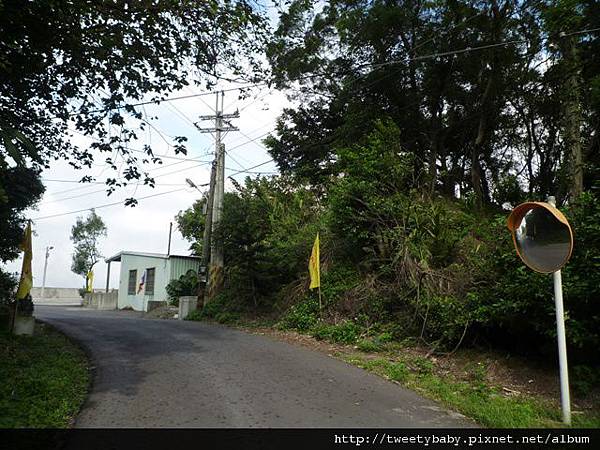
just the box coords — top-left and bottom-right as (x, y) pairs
(553, 269), (571, 425)
(548, 196), (571, 425)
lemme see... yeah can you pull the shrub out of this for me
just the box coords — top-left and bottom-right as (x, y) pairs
(376, 332), (393, 344)
(185, 309), (203, 321)
(357, 339), (383, 352)
(309, 320), (362, 344)
(166, 270), (199, 306)
(214, 311), (241, 324)
(411, 357), (434, 375)
(0, 270), (16, 307)
(387, 362), (409, 382)
(278, 298), (320, 331)
(185, 293), (230, 321)
(571, 365), (600, 396)
(327, 321), (361, 344)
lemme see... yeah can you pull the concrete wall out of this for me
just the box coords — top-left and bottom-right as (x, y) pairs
(31, 287), (83, 306)
(84, 290), (118, 310)
(31, 287), (81, 299)
(117, 254), (170, 311)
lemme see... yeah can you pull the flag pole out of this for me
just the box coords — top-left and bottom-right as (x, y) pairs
(318, 285), (322, 311)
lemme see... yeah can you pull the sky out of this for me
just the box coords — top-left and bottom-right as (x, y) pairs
(2, 84), (289, 290)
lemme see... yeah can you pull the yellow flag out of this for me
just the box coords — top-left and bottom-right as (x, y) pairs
(309, 233), (320, 289)
(16, 222), (33, 300)
(86, 270), (94, 292)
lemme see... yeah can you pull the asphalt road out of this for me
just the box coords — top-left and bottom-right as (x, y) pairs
(36, 306), (474, 428)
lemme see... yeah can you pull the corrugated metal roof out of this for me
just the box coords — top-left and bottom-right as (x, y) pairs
(105, 251), (200, 263)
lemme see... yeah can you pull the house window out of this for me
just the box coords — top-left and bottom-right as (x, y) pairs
(145, 268), (156, 295)
(127, 270), (137, 295)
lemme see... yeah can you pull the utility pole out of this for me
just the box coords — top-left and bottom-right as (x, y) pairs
(41, 246), (53, 299)
(197, 91), (239, 303)
(190, 163), (216, 305)
(186, 176), (214, 306)
(167, 222), (173, 256)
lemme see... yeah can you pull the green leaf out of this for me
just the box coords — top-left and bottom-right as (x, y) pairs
(1, 131), (24, 165)
(13, 129), (41, 163)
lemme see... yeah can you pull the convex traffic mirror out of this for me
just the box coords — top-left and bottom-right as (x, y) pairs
(506, 202), (573, 273)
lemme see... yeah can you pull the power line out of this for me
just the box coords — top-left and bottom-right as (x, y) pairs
(32, 188), (189, 221)
(47, 26), (599, 123)
(562, 27), (600, 38)
(41, 128), (269, 189)
(68, 127), (204, 162)
(227, 130), (273, 152)
(151, 160), (213, 178)
(227, 159), (275, 176)
(41, 182), (190, 205)
(76, 82), (270, 117)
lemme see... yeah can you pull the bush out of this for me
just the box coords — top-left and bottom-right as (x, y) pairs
(357, 339), (383, 352)
(175, 119), (600, 363)
(411, 357), (434, 375)
(166, 270), (199, 306)
(309, 321), (362, 344)
(278, 298), (320, 331)
(0, 270), (16, 308)
(185, 294), (229, 321)
(185, 309), (203, 321)
(387, 362), (409, 382)
(571, 365), (600, 396)
(214, 311), (241, 324)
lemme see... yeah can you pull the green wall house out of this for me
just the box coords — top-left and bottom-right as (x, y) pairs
(105, 251), (200, 311)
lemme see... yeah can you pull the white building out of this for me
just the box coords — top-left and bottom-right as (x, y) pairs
(105, 251), (200, 311)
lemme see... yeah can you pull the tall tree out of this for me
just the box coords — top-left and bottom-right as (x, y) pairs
(265, 0), (598, 204)
(0, 0), (267, 199)
(266, 1), (533, 201)
(70, 210), (107, 287)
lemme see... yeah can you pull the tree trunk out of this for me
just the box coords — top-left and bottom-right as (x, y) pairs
(472, 73), (494, 208)
(560, 35), (584, 199)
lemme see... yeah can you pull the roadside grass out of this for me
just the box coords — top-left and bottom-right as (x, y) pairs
(340, 352), (600, 429)
(0, 322), (89, 428)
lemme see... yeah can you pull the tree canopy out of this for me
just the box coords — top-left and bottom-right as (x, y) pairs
(175, 0), (600, 362)
(0, 0), (268, 200)
(265, 0), (600, 205)
(70, 210), (107, 284)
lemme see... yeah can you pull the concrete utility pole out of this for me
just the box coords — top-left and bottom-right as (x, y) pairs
(186, 176), (214, 305)
(197, 91), (239, 303)
(167, 222), (173, 256)
(41, 245), (53, 298)
(187, 164), (217, 305)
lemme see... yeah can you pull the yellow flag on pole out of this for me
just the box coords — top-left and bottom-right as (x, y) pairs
(86, 270), (94, 292)
(16, 221), (33, 300)
(309, 233), (320, 289)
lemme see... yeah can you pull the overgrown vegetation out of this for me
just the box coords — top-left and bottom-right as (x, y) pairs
(341, 350), (600, 428)
(179, 114), (600, 426)
(166, 269), (199, 307)
(180, 121), (600, 365)
(0, 323), (89, 428)
(178, 6), (600, 387)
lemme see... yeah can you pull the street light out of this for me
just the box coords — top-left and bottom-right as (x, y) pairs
(186, 178), (211, 214)
(186, 178), (209, 192)
(186, 178), (199, 191)
(41, 246), (54, 299)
